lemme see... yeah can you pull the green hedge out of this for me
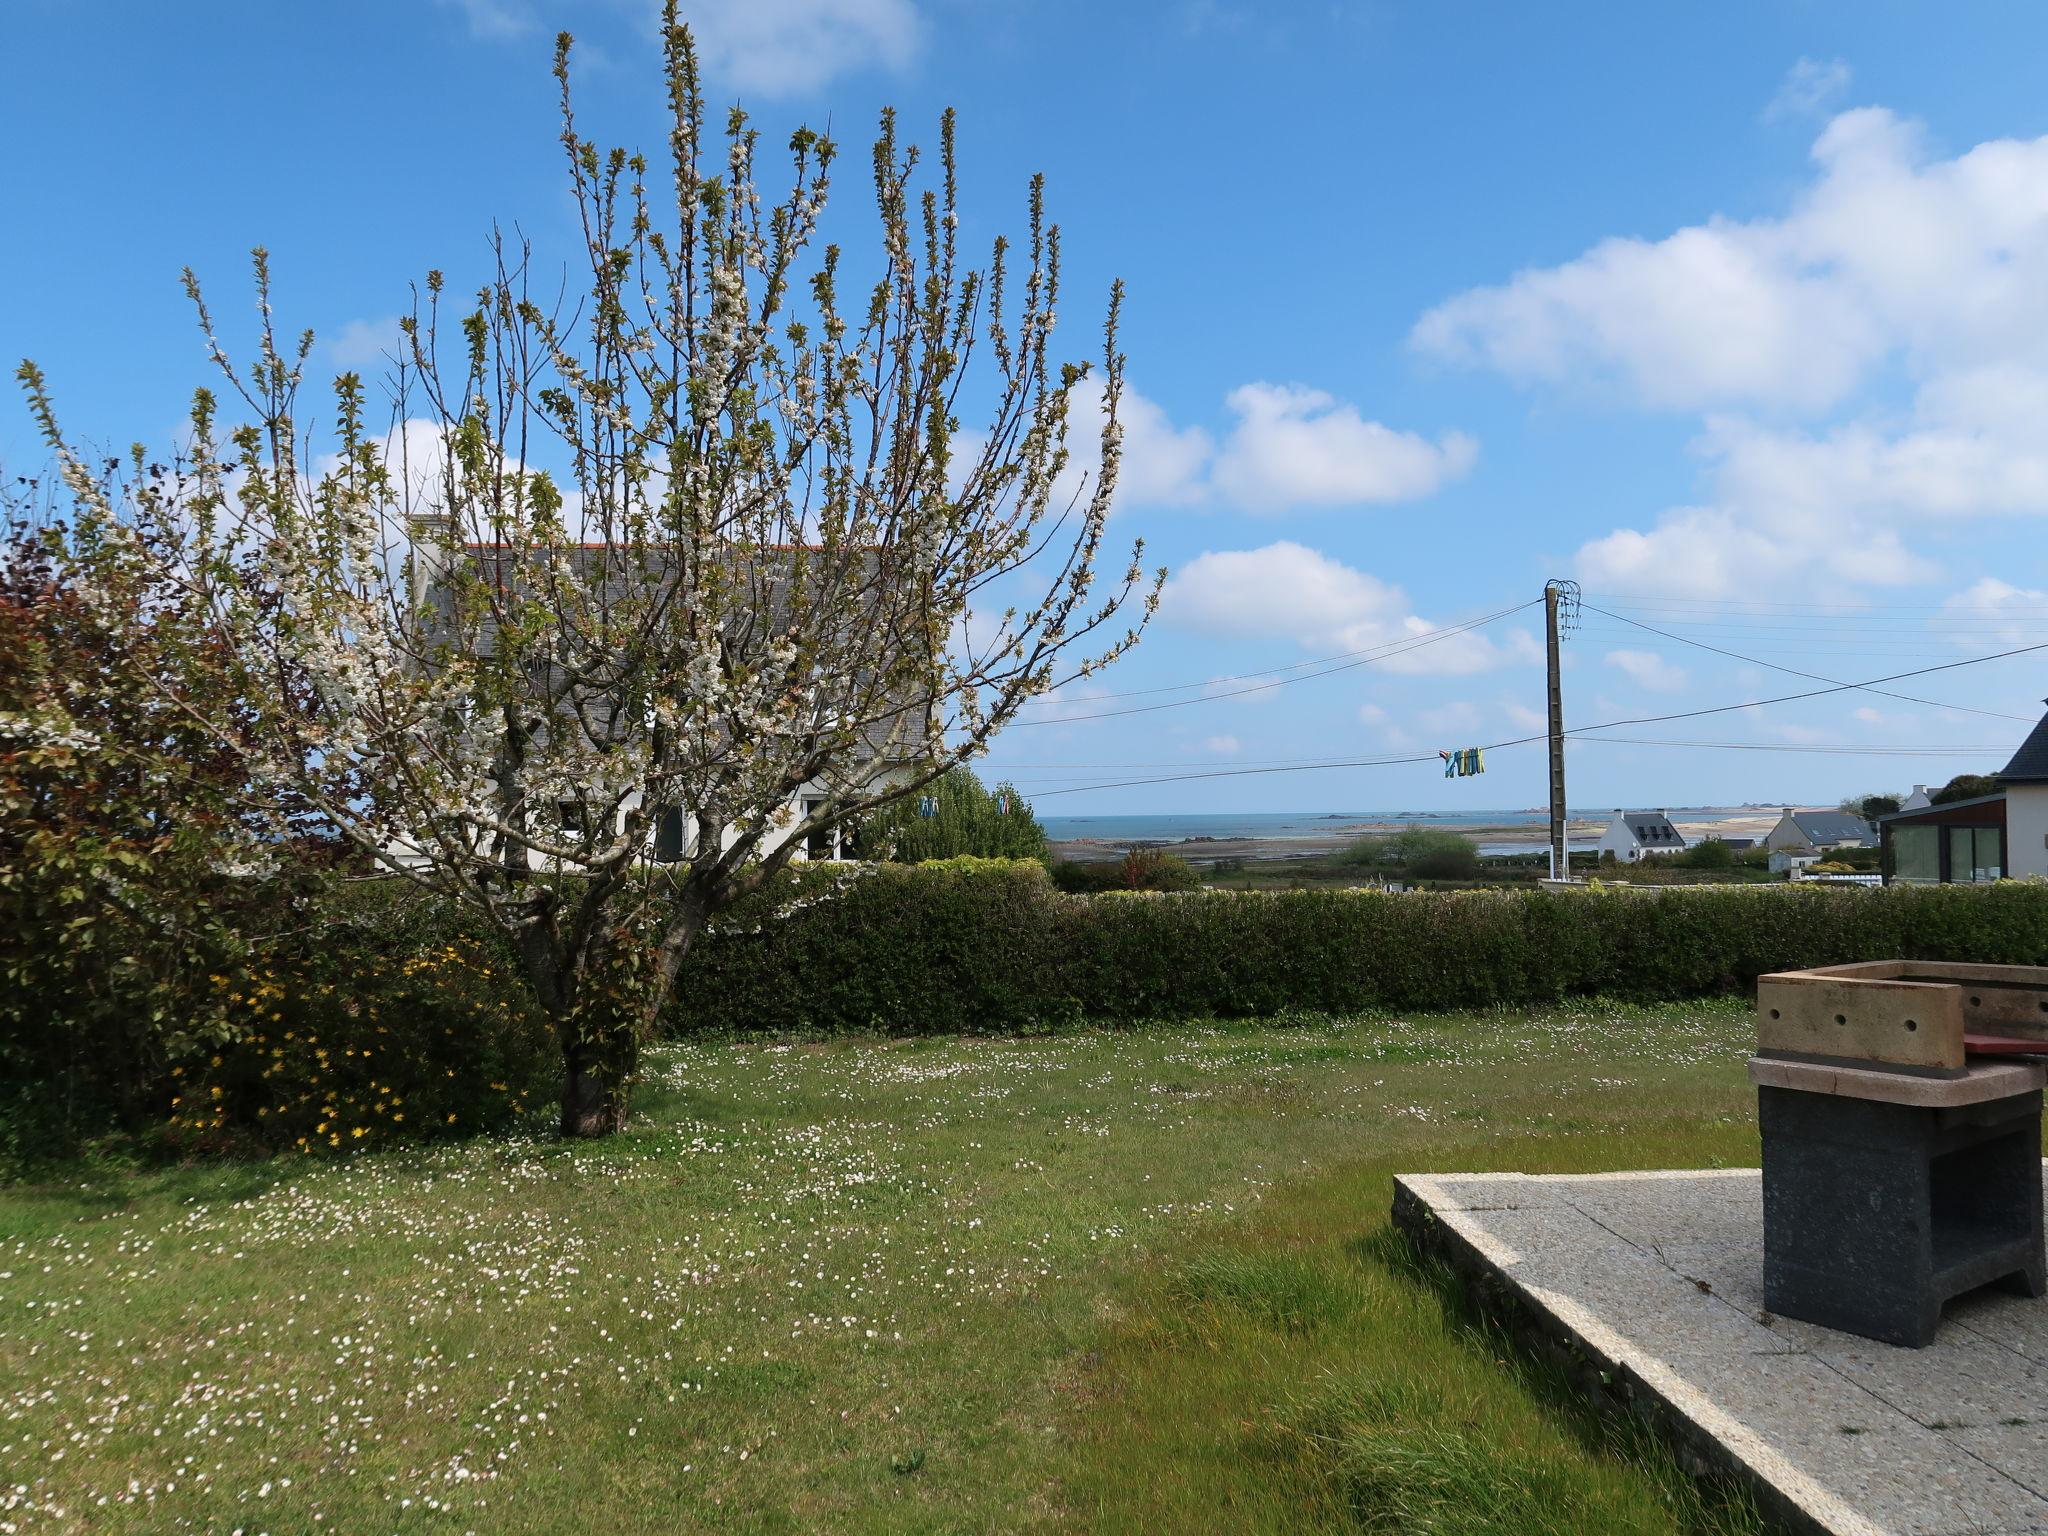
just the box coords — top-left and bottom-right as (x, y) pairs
(670, 858), (1077, 1034)
(667, 862), (2048, 1035)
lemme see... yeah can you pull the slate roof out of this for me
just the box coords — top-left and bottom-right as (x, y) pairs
(1784, 811), (1876, 846)
(1616, 811), (1683, 846)
(1998, 700), (2048, 783)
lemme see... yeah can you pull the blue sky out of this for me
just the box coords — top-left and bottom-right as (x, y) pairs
(10, 1), (2048, 814)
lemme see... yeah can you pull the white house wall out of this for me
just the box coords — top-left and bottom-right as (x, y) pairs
(2006, 785), (2048, 880)
(1595, 818), (1644, 862)
(643, 767), (916, 863)
(379, 767), (916, 872)
(1762, 816), (1808, 852)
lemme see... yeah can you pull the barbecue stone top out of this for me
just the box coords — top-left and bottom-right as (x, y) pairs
(1749, 1055), (2047, 1107)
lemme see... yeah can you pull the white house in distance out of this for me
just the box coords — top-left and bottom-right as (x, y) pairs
(1901, 784), (1933, 812)
(1763, 809), (1878, 853)
(397, 529), (922, 870)
(1597, 809), (1686, 862)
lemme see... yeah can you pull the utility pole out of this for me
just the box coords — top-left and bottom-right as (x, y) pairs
(1544, 579), (1579, 881)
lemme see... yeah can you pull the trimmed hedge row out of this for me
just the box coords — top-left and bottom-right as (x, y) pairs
(668, 860), (2048, 1035)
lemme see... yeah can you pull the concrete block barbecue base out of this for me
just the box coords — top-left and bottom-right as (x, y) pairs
(1756, 1074), (2045, 1348)
(1393, 1169), (2048, 1536)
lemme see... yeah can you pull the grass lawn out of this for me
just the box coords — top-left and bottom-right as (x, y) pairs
(2, 1000), (1773, 1534)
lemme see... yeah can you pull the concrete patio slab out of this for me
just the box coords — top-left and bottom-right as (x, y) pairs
(1393, 1167), (2048, 1536)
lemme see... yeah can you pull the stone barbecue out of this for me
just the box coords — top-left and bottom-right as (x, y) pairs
(1752, 961), (2048, 1347)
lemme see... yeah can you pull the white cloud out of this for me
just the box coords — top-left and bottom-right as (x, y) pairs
(314, 417), (457, 512)
(1574, 501), (1931, 598)
(953, 377), (1209, 523)
(1356, 701), (1413, 748)
(1502, 701), (1546, 732)
(1014, 680), (1113, 726)
(1041, 377), (1471, 517)
(327, 316), (406, 371)
(1048, 377), (1210, 514)
(438, 0), (918, 95)
(1706, 370), (2048, 525)
(1605, 649), (1688, 692)
(1208, 383), (1476, 512)
(1944, 576), (2048, 648)
(687, 0), (921, 95)
(1165, 542), (1402, 639)
(1160, 541), (1534, 676)
(1765, 58), (1852, 123)
(1202, 735), (1242, 755)
(1766, 720), (1833, 745)
(1413, 107), (2048, 416)
(1119, 386), (1214, 505)
(1412, 104), (2048, 596)
(1572, 367), (2048, 597)
(1412, 216), (1875, 416)
(314, 418), (593, 541)
(438, 0), (530, 38)
(1420, 700), (1480, 735)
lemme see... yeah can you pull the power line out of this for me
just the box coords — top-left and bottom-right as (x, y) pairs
(1581, 602), (2036, 724)
(1572, 737), (2007, 757)
(1009, 599), (1538, 726)
(1024, 749), (1450, 798)
(997, 737), (2015, 782)
(1576, 624), (2048, 641)
(1024, 637), (2048, 798)
(1565, 639), (2048, 737)
(1585, 590), (2048, 615)
(1014, 598), (1542, 705)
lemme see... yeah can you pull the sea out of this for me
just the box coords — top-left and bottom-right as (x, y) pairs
(1039, 808), (1768, 858)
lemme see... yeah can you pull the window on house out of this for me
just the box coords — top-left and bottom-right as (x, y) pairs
(1977, 826), (2005, 880)
(1947, 824), (2002, 882)
(653, 806), (686, 863)
(1892, 824), (1939, 883)
(802, 797), (835, 861)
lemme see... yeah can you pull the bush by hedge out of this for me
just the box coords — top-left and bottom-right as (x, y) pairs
(1051, 849), (1203, 894)
(163, 889), (554, 1156)
(1334, 827), (1482, 879)
(668, 862), (2048, 1035)
(2, 878), (554, 1168)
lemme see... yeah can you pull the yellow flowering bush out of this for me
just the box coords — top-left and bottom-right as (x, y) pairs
(166, 926), (554, 1155)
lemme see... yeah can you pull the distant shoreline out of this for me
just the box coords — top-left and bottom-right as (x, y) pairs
(1046, 808), (1784, 864)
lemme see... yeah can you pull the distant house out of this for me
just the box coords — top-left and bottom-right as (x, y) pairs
(1597, 809), (1686, 862)
(1901, 784), (1932, 812)
(1880, 699), (2048, 884)
(400, 531), (923, 870)
(1763, 809), (1877, 853)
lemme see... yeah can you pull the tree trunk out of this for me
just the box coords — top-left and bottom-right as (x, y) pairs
(559, 1024), (637, 1138)
(537, 883), (711, 1140)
